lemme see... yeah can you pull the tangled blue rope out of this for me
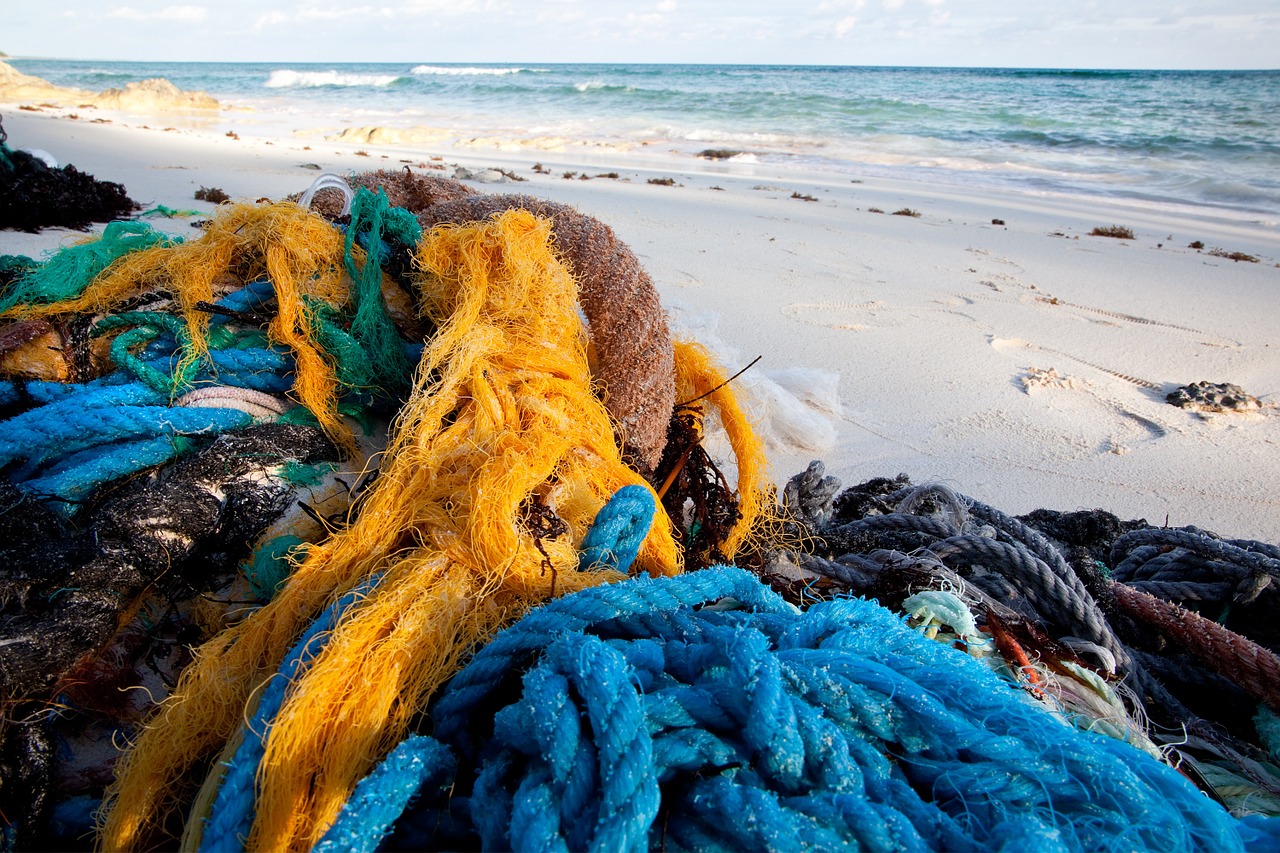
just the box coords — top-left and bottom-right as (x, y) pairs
(306, 566), (1279, 852)
(199, 576), (383, 853)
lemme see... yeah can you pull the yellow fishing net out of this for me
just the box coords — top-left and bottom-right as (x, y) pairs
(98, 209), (686, 851)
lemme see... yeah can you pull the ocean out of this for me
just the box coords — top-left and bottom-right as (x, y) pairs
(11, 59), (1280, 217)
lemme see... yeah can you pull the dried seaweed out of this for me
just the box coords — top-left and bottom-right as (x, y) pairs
(1, 116), (140, 232)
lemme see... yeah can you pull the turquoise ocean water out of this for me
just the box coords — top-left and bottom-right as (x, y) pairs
(11, 60), (1280, 217)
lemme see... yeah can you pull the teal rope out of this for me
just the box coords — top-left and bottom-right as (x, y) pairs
(246, 535), (305, 601)
(0, 220), (175, 313)
(578, 484), (656, 572)
(95, 311), (200, 394)
(341, 187), (419, 392)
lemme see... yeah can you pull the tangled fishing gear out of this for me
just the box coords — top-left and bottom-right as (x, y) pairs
(15, 164), (1273, 852)
(246, 567), (1280, 852)
(305, 169), (676, 476)
(773, 461), (1280, 819)
(1, 173), (777, 849)
(0, 113), (140, 232)
(95, 205), (758, 852)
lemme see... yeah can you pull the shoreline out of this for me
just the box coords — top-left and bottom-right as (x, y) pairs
(3, 107), (1279, 540)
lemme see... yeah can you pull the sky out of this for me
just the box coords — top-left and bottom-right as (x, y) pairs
(5, 0), (1279, 69)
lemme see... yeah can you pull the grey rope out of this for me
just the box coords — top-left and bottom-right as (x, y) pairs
(926, 534), (1130, 669)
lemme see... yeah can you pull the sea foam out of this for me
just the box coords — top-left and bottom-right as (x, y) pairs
(265, 70), (401, 89)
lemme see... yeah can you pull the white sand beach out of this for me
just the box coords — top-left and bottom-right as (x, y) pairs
(2, 95), (1278, 541)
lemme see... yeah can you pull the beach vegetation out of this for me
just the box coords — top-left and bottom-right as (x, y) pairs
(868, 207), (884, 214)
(562, 171), (578, 179)
(1188, 240), (1205, 249)
(698, 149), (742, 160)
(355, 150), (370, 157)
(532, 163), (551, 174)
(892, 208), (921, 218)
(225, 130), (238, 139)
(1207, 248), (1259, 263)
(194, 187), (230, 204)
(791, 192), (819, 202)
(596, 172), (620, 180)
(648, 177), (677, 186)
(1089, 225), (1134, 239)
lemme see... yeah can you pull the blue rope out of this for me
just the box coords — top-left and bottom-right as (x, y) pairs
(199, 576), (382, 853)
(24, 434), (196, 504)
(578, 484), (656, 573)
(1, 394), (249, 473)
(348, 567), (1277, 852)
(313, 735), (455, 853)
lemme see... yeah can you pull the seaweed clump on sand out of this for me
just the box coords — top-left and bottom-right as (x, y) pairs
(0, 115), (140, 232)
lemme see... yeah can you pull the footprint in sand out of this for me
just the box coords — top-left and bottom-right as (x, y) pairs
(669, 270), (704, 288)
(782, 300), (885, 330)
(991, 338), (1177, 442)
(966, 247), (1026, 275)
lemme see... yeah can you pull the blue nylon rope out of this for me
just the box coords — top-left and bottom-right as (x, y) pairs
(199, 576), (382, 853)
(578, 484), (656, 573)
(1, 399), (249, 473)
(313, 735), (455, 853)
(24, 434), (196, 504)
(348, 567), (1279, 852)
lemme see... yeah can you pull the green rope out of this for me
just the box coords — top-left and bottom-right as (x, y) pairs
(139, 204), (203, 219)
(246, 535), (307, 601)
(95, 311), (201, 394)
(341, 188), (420, 393)
(0, 221), (176, 314)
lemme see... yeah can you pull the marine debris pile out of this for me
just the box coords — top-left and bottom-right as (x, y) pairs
(1, 168), (1279, 851)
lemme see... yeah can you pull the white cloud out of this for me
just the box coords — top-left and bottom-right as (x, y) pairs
(251, 2), (380, 29)
(835, 15), (858, 37)
(393, 0), (508, 17)
(108, 4), (208, 22)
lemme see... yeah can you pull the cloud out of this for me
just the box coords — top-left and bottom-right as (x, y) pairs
(107, 4), (208, 22)
(251, 2), (382, 29)
(835, 15), (858, 37)
(393, 0), (510, 17)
